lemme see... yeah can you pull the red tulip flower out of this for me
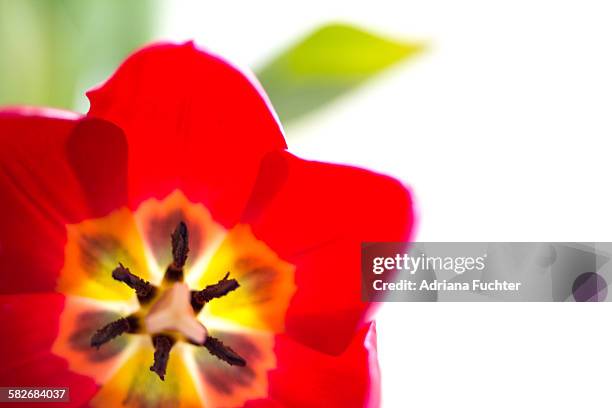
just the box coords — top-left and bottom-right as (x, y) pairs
(0, 42), (414, 407)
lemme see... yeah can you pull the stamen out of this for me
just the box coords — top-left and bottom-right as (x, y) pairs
(165, 221), (189, 282)
(192, 272), (240, 308)
(202, 336), (246, 367)
(90, 315), (138, 349)
(112, 263), (156, 303)
(150, 334), (175, 380)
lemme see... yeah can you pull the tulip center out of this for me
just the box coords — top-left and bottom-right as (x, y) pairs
(90, 221), (246, 380)
(145, 282), (207, 344)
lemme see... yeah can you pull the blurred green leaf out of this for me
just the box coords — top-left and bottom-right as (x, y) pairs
(256, 23), (424, 126)
(0, 0), (157, 111)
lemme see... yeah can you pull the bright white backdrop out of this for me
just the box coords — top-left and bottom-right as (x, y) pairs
(160, 1), (612, 406)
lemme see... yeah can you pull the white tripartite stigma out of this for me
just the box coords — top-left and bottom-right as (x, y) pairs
(144, 282), (207, 344)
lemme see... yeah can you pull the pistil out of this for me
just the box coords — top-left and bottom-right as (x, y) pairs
(144, 281), (207, 344)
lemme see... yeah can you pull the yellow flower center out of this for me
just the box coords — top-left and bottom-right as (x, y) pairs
(51, 190), (297, 407)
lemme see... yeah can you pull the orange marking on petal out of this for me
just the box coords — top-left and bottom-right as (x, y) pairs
(57, 208), (151, 301)
(197, 224), (296, 333)
(191, 328), (276, 407)
(51, 296), (137, 384)
(134, 190), (226, 280)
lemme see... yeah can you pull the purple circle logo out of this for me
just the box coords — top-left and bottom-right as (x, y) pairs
(572, 272), (608, 302)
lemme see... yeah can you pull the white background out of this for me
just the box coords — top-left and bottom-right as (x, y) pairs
(160, 1), (612, 406)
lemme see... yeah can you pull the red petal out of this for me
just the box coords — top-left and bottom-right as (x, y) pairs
(66, 118), (128, 217)
(0, 294), (98, 407)
(87, 42), (287, 227)
(242, 151), (414, 354)
(267, 323), (380, 408)
(244, 399), (284, 408)
(0, 111), (128, 294)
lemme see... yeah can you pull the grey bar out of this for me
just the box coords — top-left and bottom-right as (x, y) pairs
(361, 242), (612, 302)
(0, 387), (70, 403)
